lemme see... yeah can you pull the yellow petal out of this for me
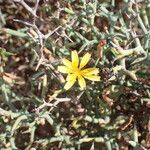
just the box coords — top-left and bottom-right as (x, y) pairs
(71, 51), (79, 67)
(81, 68), (99, 75)
(66, 74), (77, 81)
(64, 78), (76, 90)
(84, 75), (100, 81)
(78, 75), (86, 90)
(79, 52), (91, 69)
(62, 58), (72, 68)
(58, 66), (70, 73)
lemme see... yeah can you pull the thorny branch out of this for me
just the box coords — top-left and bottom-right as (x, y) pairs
(14, 0), (38, 18)
(13, 0), (62, 70)
(35, 97), (71, 113)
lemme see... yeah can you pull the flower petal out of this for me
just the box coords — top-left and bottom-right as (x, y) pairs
(64, 77), (76, 90)
(79, 52), (91, 69)
(71, 51), (79, 67)
(78, 75), (86, 90)
(66, 74), (77, 81)
(62, 58), (72, 68)
(81, 68), (99, 75)
(84, 75), (100, 81)
(58, 66), (70, 73)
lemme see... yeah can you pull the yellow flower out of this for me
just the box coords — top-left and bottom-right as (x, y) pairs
(58, 51), (100, 90)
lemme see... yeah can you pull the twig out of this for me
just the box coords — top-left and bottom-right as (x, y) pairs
(14, 0), (38, 18)
(13, 19), (33, 27)
(45, 26), (62, 39)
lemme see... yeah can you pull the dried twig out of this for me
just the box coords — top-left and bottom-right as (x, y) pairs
(14, 0), (38, 18)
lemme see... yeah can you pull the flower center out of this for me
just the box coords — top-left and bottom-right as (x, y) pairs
(73, 67), (81, 76)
